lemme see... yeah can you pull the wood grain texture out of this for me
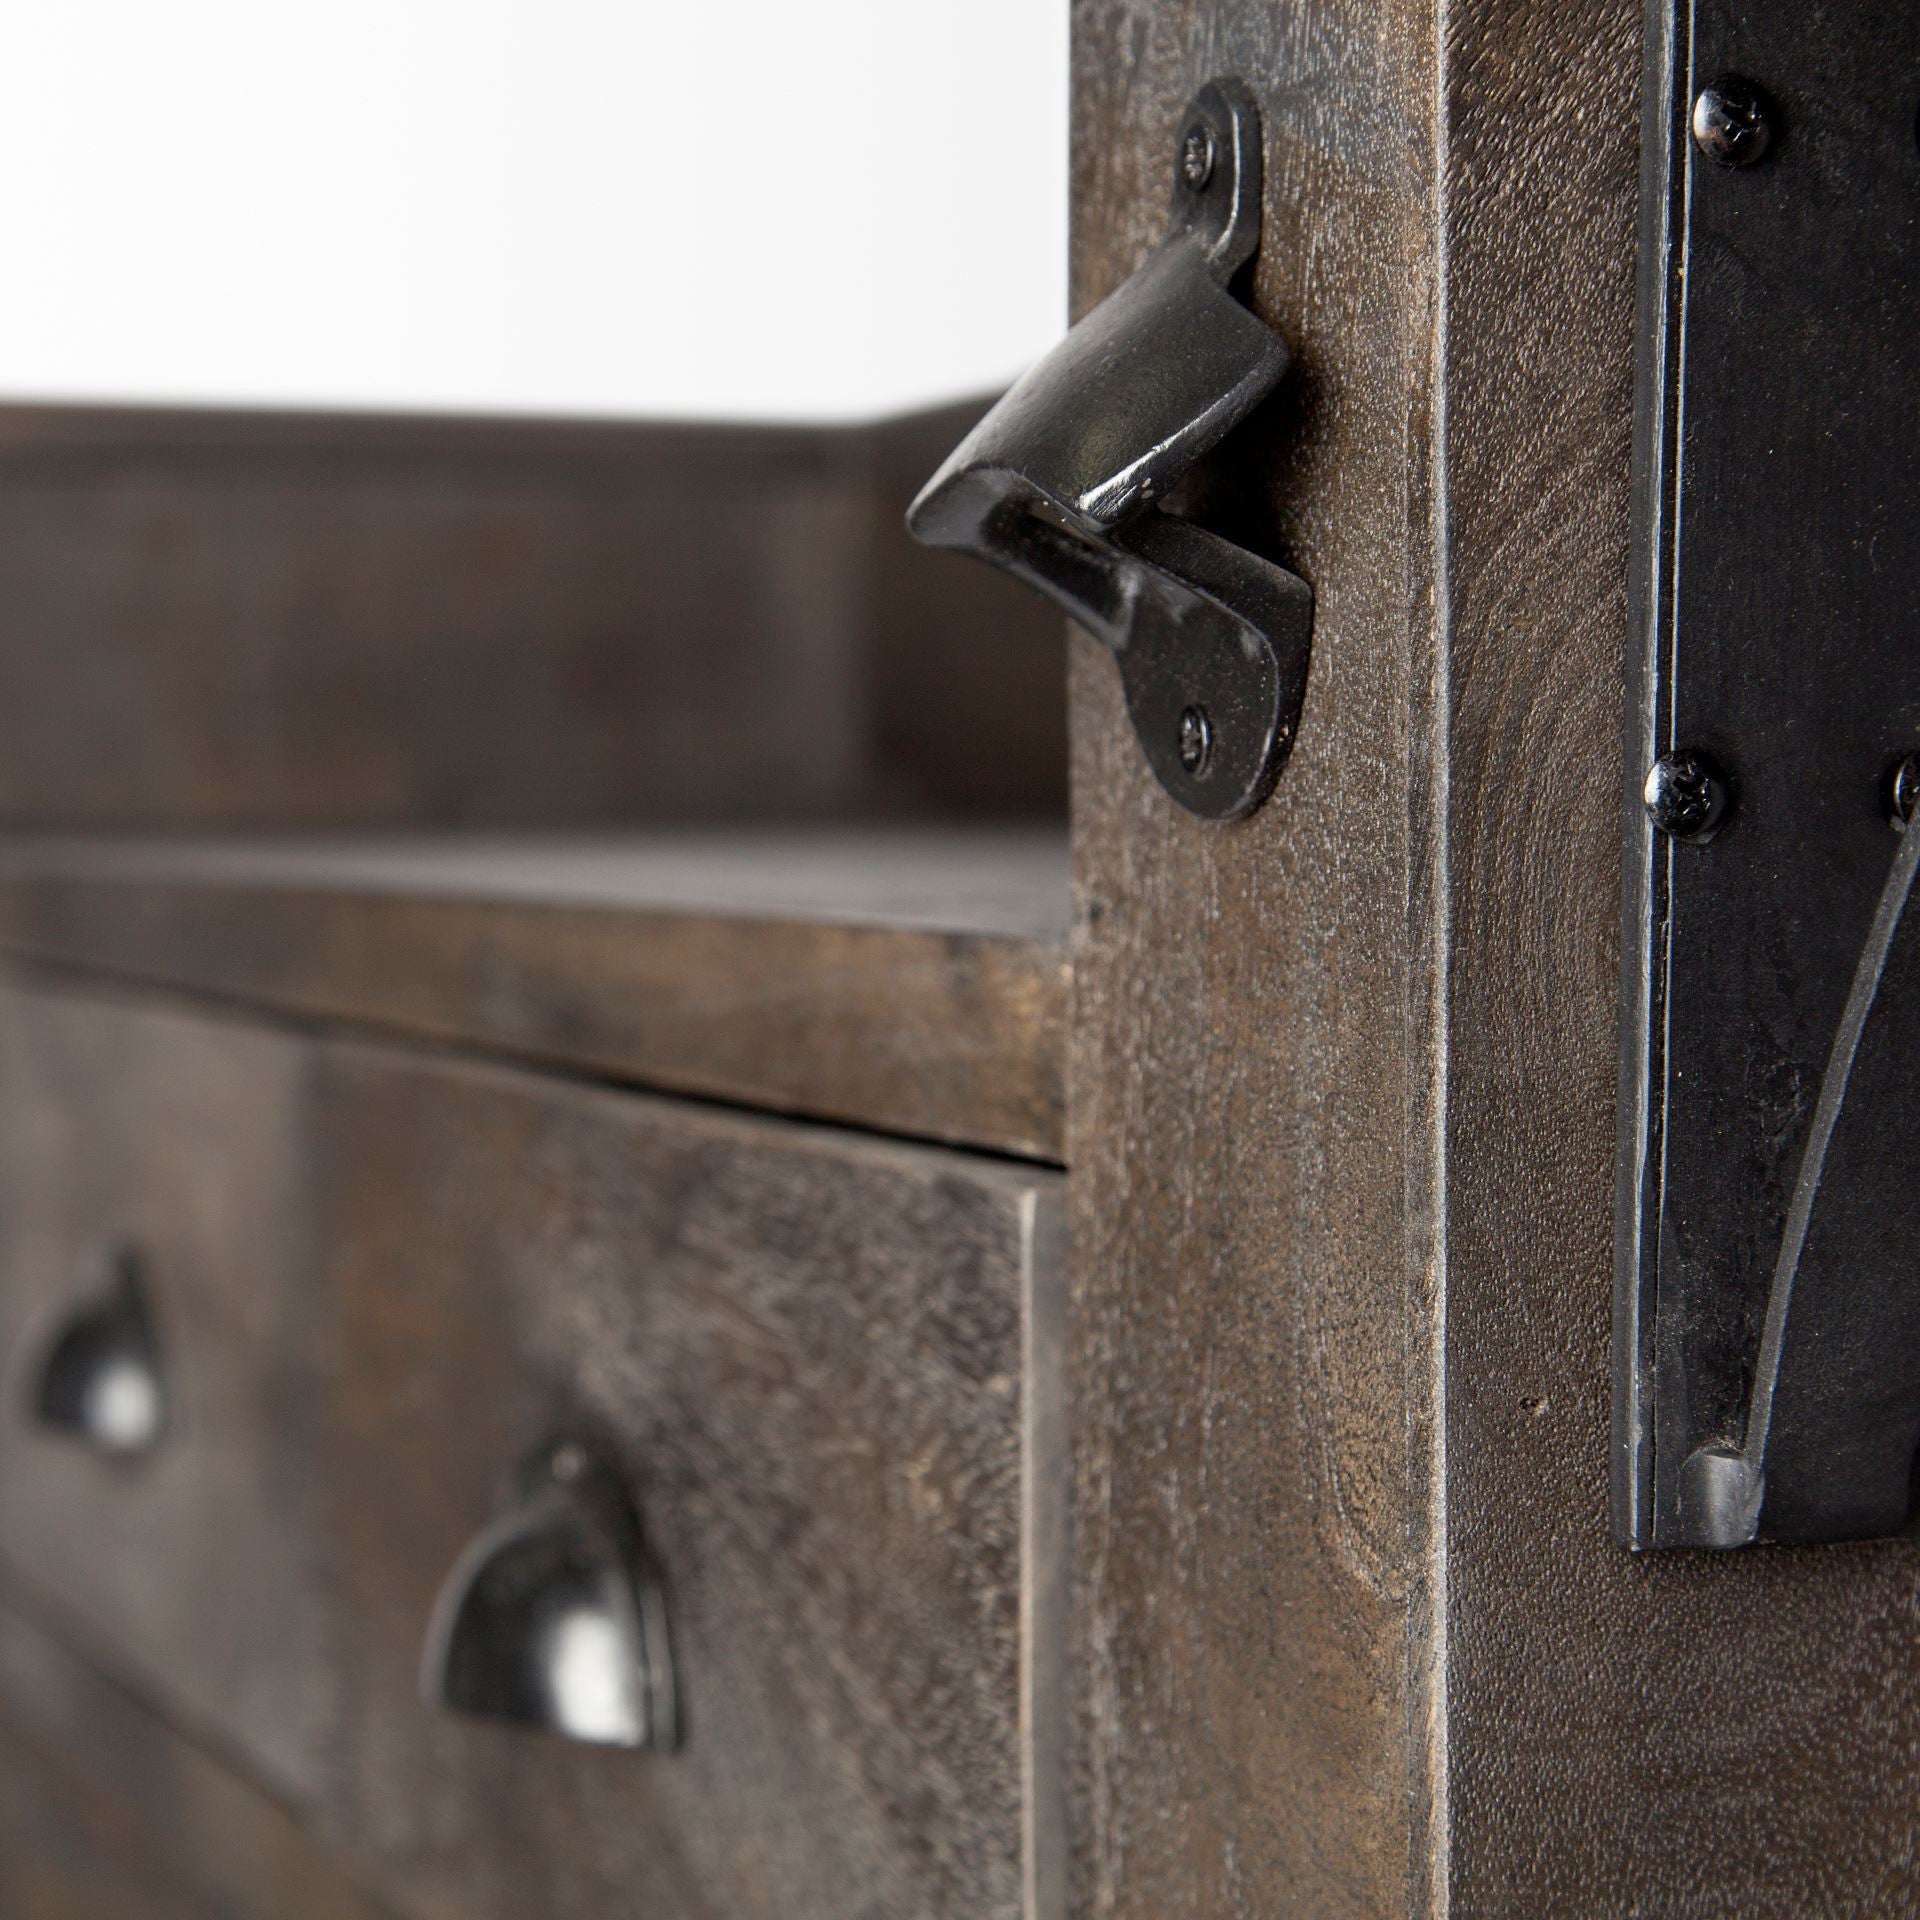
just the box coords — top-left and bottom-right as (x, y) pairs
(0, 982), (331, 1802)
(1066, 7), (1435, 1916)
(1070, 2), (1920, 1910)
(0, 399), (1064, 830)
(1439, 2), (1920, 1913)
(0, 980), (1060, 1920)
(0, 1715), (218, 1920)
(0, 830), (1069, 1160)
(0, 1588), (390, 1920)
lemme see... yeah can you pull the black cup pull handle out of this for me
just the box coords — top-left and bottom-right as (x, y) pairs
(29, 1244), (167, 1456)
(420, 1436), (679, 1752)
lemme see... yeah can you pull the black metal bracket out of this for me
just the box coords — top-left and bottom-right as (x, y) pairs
(908, 79), (1311, 821)
(1616, 2), (1920, 1550)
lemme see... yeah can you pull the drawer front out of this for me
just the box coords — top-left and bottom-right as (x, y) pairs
(0, 1590), (386, 1920)
(0, 983), (328, 1796)
(0, 981), (1060, 1920)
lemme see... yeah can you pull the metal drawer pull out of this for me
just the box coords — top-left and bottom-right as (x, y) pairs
(29, 1245), (167, 1456)
(421, 1437), (678, 1752)
(908, 77), (1312, 822)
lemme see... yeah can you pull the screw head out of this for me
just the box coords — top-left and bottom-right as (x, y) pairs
(1644, 749), (1730, 842)
(1180, 123), (1215, 191)
(1177, 704), (1213, 777)
(1691, 77), (1773, 168)
(1887, 752), (1920, 831)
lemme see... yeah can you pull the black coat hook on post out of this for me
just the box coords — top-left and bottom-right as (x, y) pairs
(908, 78), (1311, 822)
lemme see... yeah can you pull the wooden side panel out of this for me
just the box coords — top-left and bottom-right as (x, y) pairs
(0, 1592), (388, 1920)
(1066, 9), (1435, 1916)
(0, 980), (1058, 1920)
(0, 402), (1064, 830)
(1440, 2), (1920, 1912)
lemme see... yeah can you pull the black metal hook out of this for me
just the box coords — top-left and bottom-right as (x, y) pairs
(908, 79), (1312, 821)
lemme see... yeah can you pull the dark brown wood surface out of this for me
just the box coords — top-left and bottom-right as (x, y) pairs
(0, 830), (1070, 1160)
(1066, 11), (1431, 1916)
(0, 979), (1062, 1920)
(1067, 1), (1920, 1914)
(0, 1714), (218, 1920)
(0, 399), (1064, 830)
(0, 1589), (390, 1920)
(869, 415), (1073, 820)
(1439, 3), (1920, 1914)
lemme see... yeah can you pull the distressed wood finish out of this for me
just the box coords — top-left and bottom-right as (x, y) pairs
(1072, 0), (1920, 1914)
(0, 983), (330, 1799)
(1441, 2), (1920, 1913)
(0, 980), (1061, 1920)
(0, 1720), (215, 1920)
(0, 400), (1064, 830)
(0, 1590), (389, 1920)
(1066, 9), (1434, 1916)
(0, 831), (1070, 1159)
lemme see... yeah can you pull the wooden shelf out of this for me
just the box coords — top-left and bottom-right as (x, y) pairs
(0, 830), (1069, 1161)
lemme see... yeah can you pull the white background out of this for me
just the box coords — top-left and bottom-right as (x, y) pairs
(0, 3), (1068, 420)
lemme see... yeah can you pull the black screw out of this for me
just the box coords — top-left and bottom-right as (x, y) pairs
(1180, 123), (1215, 191)
(1177, 704), (1213, 777)
(1886, 752), (1920, 831)
(1691, 77), (1773, 169)
(1644, 749), (1730, 842)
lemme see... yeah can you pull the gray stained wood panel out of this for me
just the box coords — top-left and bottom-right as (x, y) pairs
(1068, 0), (1920, 1914)
(0, 1590), (391, 1920)
(0, 830), (1070, 1161)
(0, 980), (1062, 1920)
(1066, 8), (1432, 1916)
(0, 399), (1065, 830)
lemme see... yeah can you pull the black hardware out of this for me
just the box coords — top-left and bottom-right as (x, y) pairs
(1642, 748), (1731, 843)
(1617, 2), (1920, 1548)
(1690, 76), (1774, 168)
(907, 78), (1311, 822)
(1180, 121), (1216, 191)
(1888, 752), (1920, 830)
(27, 1245), (166, 1456)
(421, 1437), (678, 1749)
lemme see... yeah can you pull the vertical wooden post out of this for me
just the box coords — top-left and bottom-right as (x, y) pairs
(1068, 6), (1439, 1912)
(1069, 0), (1920, 1911)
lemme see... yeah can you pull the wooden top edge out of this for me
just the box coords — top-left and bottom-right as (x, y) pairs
(0, 393), (997, 470)
(0, 831), (1071, 1163)
(0, 831), (1072, 942)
